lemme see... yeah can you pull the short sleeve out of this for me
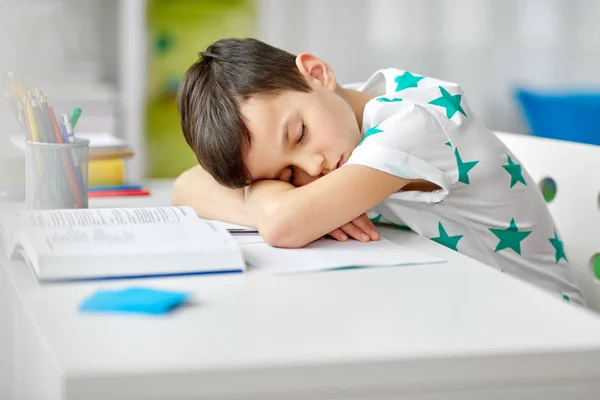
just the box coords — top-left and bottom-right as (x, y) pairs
(345, 100), (458, 203)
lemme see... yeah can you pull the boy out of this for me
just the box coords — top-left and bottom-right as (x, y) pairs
(173, 37), (583, 304)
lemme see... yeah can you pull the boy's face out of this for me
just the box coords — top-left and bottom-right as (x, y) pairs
(241, 54), (362, 187)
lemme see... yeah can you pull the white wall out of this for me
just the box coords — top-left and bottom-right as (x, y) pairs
(258, 0), (600, 134)
(0, 0), (147, 183)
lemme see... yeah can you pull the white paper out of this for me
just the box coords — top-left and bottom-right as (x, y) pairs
(242, 237), (444, 275)
(234, 235), (265, 244)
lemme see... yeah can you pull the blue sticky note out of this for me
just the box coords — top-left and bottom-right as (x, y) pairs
(79, 287), (190, 315)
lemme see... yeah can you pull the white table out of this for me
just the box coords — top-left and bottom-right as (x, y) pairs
(3, 180), (600, 400)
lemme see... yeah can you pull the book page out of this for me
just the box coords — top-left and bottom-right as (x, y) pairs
(24, 216), (234, 258)
(23, 206), (198, 229)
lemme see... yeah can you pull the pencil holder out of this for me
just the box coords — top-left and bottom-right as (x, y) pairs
(25, 139), (90, 209)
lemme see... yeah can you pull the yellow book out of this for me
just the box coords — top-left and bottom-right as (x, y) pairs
(88, 158), (125, 186)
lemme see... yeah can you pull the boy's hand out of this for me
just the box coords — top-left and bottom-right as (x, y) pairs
(327, 214), (380, 243)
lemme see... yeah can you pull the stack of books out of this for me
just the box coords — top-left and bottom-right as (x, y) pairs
(81, 132), (132, 187)
(79, 132), (150, 198)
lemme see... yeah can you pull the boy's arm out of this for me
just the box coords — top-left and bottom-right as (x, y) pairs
(246, 165), (411, 247)
(171, 165), (255, 227)
(172, 165), (380, 243)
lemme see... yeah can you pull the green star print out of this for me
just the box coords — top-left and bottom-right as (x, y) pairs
(359, 124), (383, 145)
(489, 218), (532, 255)
(502, 154), (527, 188)
(370, 214), (382, 223)
(454, 148), (479, 184)
(394, 72), (424, 92)
(376, 97), (403, 103)
(431, 222), (463, 251)
(429, 86), (467, 119)
(549, 231), (567, 263)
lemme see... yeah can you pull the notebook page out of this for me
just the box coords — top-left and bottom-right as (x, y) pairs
(242, 237), (444, 275)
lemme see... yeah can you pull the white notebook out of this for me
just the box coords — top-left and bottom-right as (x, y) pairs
(0, 206), (245, 281)
(242, 236), (444, 275)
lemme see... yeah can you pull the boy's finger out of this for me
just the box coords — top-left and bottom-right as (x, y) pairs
(341, 222), (371, 242)
(328, 228), (348, 242)
(356, 214), (377, 231)
(353, 215), (380, 241)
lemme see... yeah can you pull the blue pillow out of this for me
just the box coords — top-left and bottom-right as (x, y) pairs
(515, 88), (600, 146)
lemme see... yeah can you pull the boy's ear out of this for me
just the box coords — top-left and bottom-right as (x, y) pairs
(295, 53), (337, 90)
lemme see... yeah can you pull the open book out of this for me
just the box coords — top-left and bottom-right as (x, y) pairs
(0, 206), (245, 281)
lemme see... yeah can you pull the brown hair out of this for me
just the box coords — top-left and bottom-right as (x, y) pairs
(177, 38), (311, 188)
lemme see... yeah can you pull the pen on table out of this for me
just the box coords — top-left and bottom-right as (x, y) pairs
(63, 113), (75, 143)
(228, 229), (260, 235)
(69, 107), (82, 128)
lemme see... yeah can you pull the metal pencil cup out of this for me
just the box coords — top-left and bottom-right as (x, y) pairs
(25, 139), (90, 209)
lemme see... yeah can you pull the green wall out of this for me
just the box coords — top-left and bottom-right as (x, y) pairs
(146, 0), (256, 178)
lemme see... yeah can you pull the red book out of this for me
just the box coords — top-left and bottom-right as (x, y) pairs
(88, 189), (151, 198)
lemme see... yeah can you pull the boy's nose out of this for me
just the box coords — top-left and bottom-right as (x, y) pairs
(304, 154), (326, 176)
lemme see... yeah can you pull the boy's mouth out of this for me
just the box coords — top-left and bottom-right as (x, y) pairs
(337, 157), (345, 169)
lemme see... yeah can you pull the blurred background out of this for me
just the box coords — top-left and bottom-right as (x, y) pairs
(0, 0), (598, 191)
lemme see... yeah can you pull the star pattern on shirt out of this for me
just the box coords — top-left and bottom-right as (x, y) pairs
(489, 218), (532, 255)
(359, 124), (384, 145)
(431, 222), (463, 251)
(549, 231), (567, 263)
(502, 154), (527, 188)
(394, 71), (424, 92)
(370, 214), (382, 223)
(429, 86), (467, 119)
(376, 96), (403, 103)
(454, 148), (479, 184)
(347, 70), (579, 303)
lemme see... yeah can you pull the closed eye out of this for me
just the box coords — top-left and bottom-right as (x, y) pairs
(297, 123), (307, 145)
(288, 123), (307, 183)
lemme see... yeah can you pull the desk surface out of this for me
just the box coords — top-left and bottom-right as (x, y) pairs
(4, 180), (600, 400)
